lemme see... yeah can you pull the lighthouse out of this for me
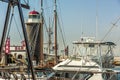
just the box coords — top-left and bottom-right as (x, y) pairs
(25, 10), (43, 65)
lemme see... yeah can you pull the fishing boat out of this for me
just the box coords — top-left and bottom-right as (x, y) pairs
(53, 37), (118, 80)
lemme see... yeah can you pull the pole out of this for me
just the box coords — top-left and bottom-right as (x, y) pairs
(39, 0), (44, 65)
(0, 2), (11, 66)
(17, 0), (36, 79)
(54, 0), (58, 64)
(0, 2), (11, 55)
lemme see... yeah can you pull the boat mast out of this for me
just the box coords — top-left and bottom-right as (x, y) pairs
(17, 1), (36, 79)
(54, 0), (58, 64)
(48, 18), (52, 54)
(40, 0), (44, 64)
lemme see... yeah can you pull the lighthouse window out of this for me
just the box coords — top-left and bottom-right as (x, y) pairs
(29, 15), (40, 19)
(33, 15), (37, 18)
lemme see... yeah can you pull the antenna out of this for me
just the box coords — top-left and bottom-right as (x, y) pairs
(96, 0), (98, 40)
(54, 0), (58, 64)
(81, 23), (83, 37)
(101, 17), (120, 41)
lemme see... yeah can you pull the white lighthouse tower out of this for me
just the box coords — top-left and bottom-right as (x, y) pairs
(26, 10), (43, 65)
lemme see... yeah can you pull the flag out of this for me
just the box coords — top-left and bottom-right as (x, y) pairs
(65, 46), (69, 56)
(21, 40), (26, 47)
(5, 37), (10, 54)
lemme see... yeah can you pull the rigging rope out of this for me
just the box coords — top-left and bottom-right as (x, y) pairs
(13, 16), (23, 41)
(23, 0), (28, 4)
(6, 6), (24, 42)
(7, 6), (14, 38)
(57, 0), (67, 49)
(43, 14), (49, 37)
(57, 15), (66, 48)
(101, 17), (120, 41)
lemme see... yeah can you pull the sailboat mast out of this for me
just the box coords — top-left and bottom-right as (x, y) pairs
(54, 0), (58, 64)
(40, 0), (44, 64)
(48, 18), (51, 54)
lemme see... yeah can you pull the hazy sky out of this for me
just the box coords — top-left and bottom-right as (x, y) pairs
(58, 0), (120, 41)
(0, 0), (120, 55)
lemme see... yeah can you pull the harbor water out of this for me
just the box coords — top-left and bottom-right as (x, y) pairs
(114, 66), (120, 80)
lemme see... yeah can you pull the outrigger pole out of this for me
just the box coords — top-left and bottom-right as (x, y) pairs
(0, 0), (36, 80)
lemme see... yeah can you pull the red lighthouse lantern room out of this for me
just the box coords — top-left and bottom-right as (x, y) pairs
(28, 10), (40, 23)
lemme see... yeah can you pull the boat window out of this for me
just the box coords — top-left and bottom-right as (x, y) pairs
(74, 72), (93, 80)
(55, 72), (64, 77)
(55, 73), (60, 77)
(64, 72), (75, 78)
(65, 73), (69, 78)
(29, 15), (40, 19)
(36, 72), (44, 77)
(45, 71), (51, 76)
(89, 44), (94, 47)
